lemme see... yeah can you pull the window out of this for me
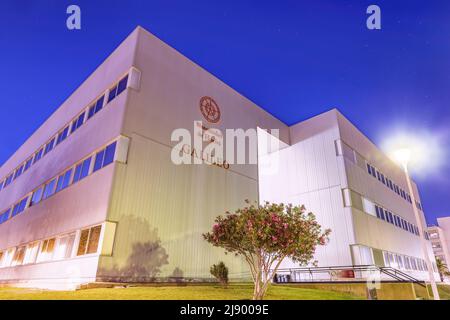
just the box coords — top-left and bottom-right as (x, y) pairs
(30, 187), (43, 206)
(117, 75), (128, 95)
(387, 212), (394, 224)
(70, 112), (85, 134)
(11, 246), (26, 266)
(33, 148), (43, 164)
(56, 126), (69, 145)
(13, 165), (24, 180)
(11, 197), (28, 217)
(54, 233), (75, 260)
(93, 142), (116, 172)
(77, 225), (102, 256)
(23, 158), (33, 172)
(73, 157), (91, 183)
(55, 169), (73, 193)
(23, 242), (39, 265)
(44, 137), (55, 155)
(42, 178), (57, 200)
(94, 95), (105, 113)
(404, 257), (411, 270)
(0, 248), (14, 267)
(37, 238), (56, 262)
(108, 75), (128, 102)
(87, 95), (105, 119)
(0, 180), (3, 191)
(4, 174), (13, 187)
(0, 209), (11, 224)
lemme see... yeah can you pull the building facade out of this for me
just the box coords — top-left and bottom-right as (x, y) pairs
(0, 26), (439, 289)
(427, 217), (450, 281)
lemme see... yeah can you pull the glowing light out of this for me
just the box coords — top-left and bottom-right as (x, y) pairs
(381, 129), (446, 177)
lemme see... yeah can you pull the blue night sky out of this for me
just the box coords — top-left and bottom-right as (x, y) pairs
(1, 1), (449, 224)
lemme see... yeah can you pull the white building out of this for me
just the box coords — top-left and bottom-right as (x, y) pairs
(0, 26), (439, 289)
(427, 217), (450, 281)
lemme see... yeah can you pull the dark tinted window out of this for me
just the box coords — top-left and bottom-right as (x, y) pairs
(33, 148), (43, 164)
(80, 157), (91, 180)
(117, 75), (128, 95)
(43, 179), (56, 200)
(108, 85), (118, 102)
(56, 126), (69, 145)
(93, 149), (105, 172)
(0, 209), (11, 224)
(30, 187), (43, 206)
(103, 142), (116, 167)
(44, 138), (55, 155)
(24, 158), (33, 172)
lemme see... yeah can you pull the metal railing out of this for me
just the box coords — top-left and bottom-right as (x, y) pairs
(273, 265), (426, 287)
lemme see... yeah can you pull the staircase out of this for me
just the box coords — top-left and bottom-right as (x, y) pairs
(273, 264), (426, 287)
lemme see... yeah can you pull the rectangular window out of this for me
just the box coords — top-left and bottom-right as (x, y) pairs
(388, 212), (394, 224)
(0, 209), (11, 224)
(33, 148), (43, 164)
(4, 174), (13, 187)
(13, 165), (24, 180)
(55, 168), (73, 193)
(0, 180), (4, 191)
(77, 225), (102, 256)
(37, 238), (56, 263)
(73, 157), (91, 183)
(71, 112), (85, 134)
(56, 126), (69, 145)
(30, 187), (43, 206)
(88, 95), (105, 119)
(108, 85), (118, 102)
(87, 104), (96, 119)
(11, 246), (26, 266)
(23, 158), (33, 172)
(54, 233), (76, 260)
(80, 157), (91, 179)
(117, 75), (128, 96)
(103, 142), (116, 167)
(404, 257), (411, 270)
(23, 242), (39, 265)
(94, 95), (104, 113)
(12, 197), (28, 217)
(44, 137), (55, 155)
(42, 178), (57, 200)
(93, 149), (105, 172)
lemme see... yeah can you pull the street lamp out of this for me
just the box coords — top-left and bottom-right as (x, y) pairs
(393, 148), (440, 300)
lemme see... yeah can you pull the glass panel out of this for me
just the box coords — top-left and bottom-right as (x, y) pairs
(55, 174), (65, 193)
(44, 138), (55, 155)
(33, 149), (43, 164)
(72, 163), (83, 183)
(86, 225), (102, 254)
(94, 95), (104, 113)
(43, 179), (56, 200)
(103, 142), (116, 167)
(108, 85), (118, 102)
(80, 157), (91, 180)
(77, 229), (90, 256)
(62, 168), (72, 189)
(87, 104), (96, 119)
(93, 149), (105, 172)
(24, 158), (32, 171)
(117, 75), (128, 95)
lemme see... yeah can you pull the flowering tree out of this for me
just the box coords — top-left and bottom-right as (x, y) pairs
(203, 201), (331, 300)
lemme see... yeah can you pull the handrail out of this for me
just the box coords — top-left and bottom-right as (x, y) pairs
(273, 264), (426, 287)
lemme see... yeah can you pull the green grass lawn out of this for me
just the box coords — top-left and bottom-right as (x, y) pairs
(0, 284), (362, 300)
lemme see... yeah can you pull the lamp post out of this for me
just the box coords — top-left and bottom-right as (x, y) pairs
(394, 148), (440, 300)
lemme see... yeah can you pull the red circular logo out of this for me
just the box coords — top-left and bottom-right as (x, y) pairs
(199, 96), (221, 123)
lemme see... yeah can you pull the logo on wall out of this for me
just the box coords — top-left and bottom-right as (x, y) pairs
(199, 96), (221, 124)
